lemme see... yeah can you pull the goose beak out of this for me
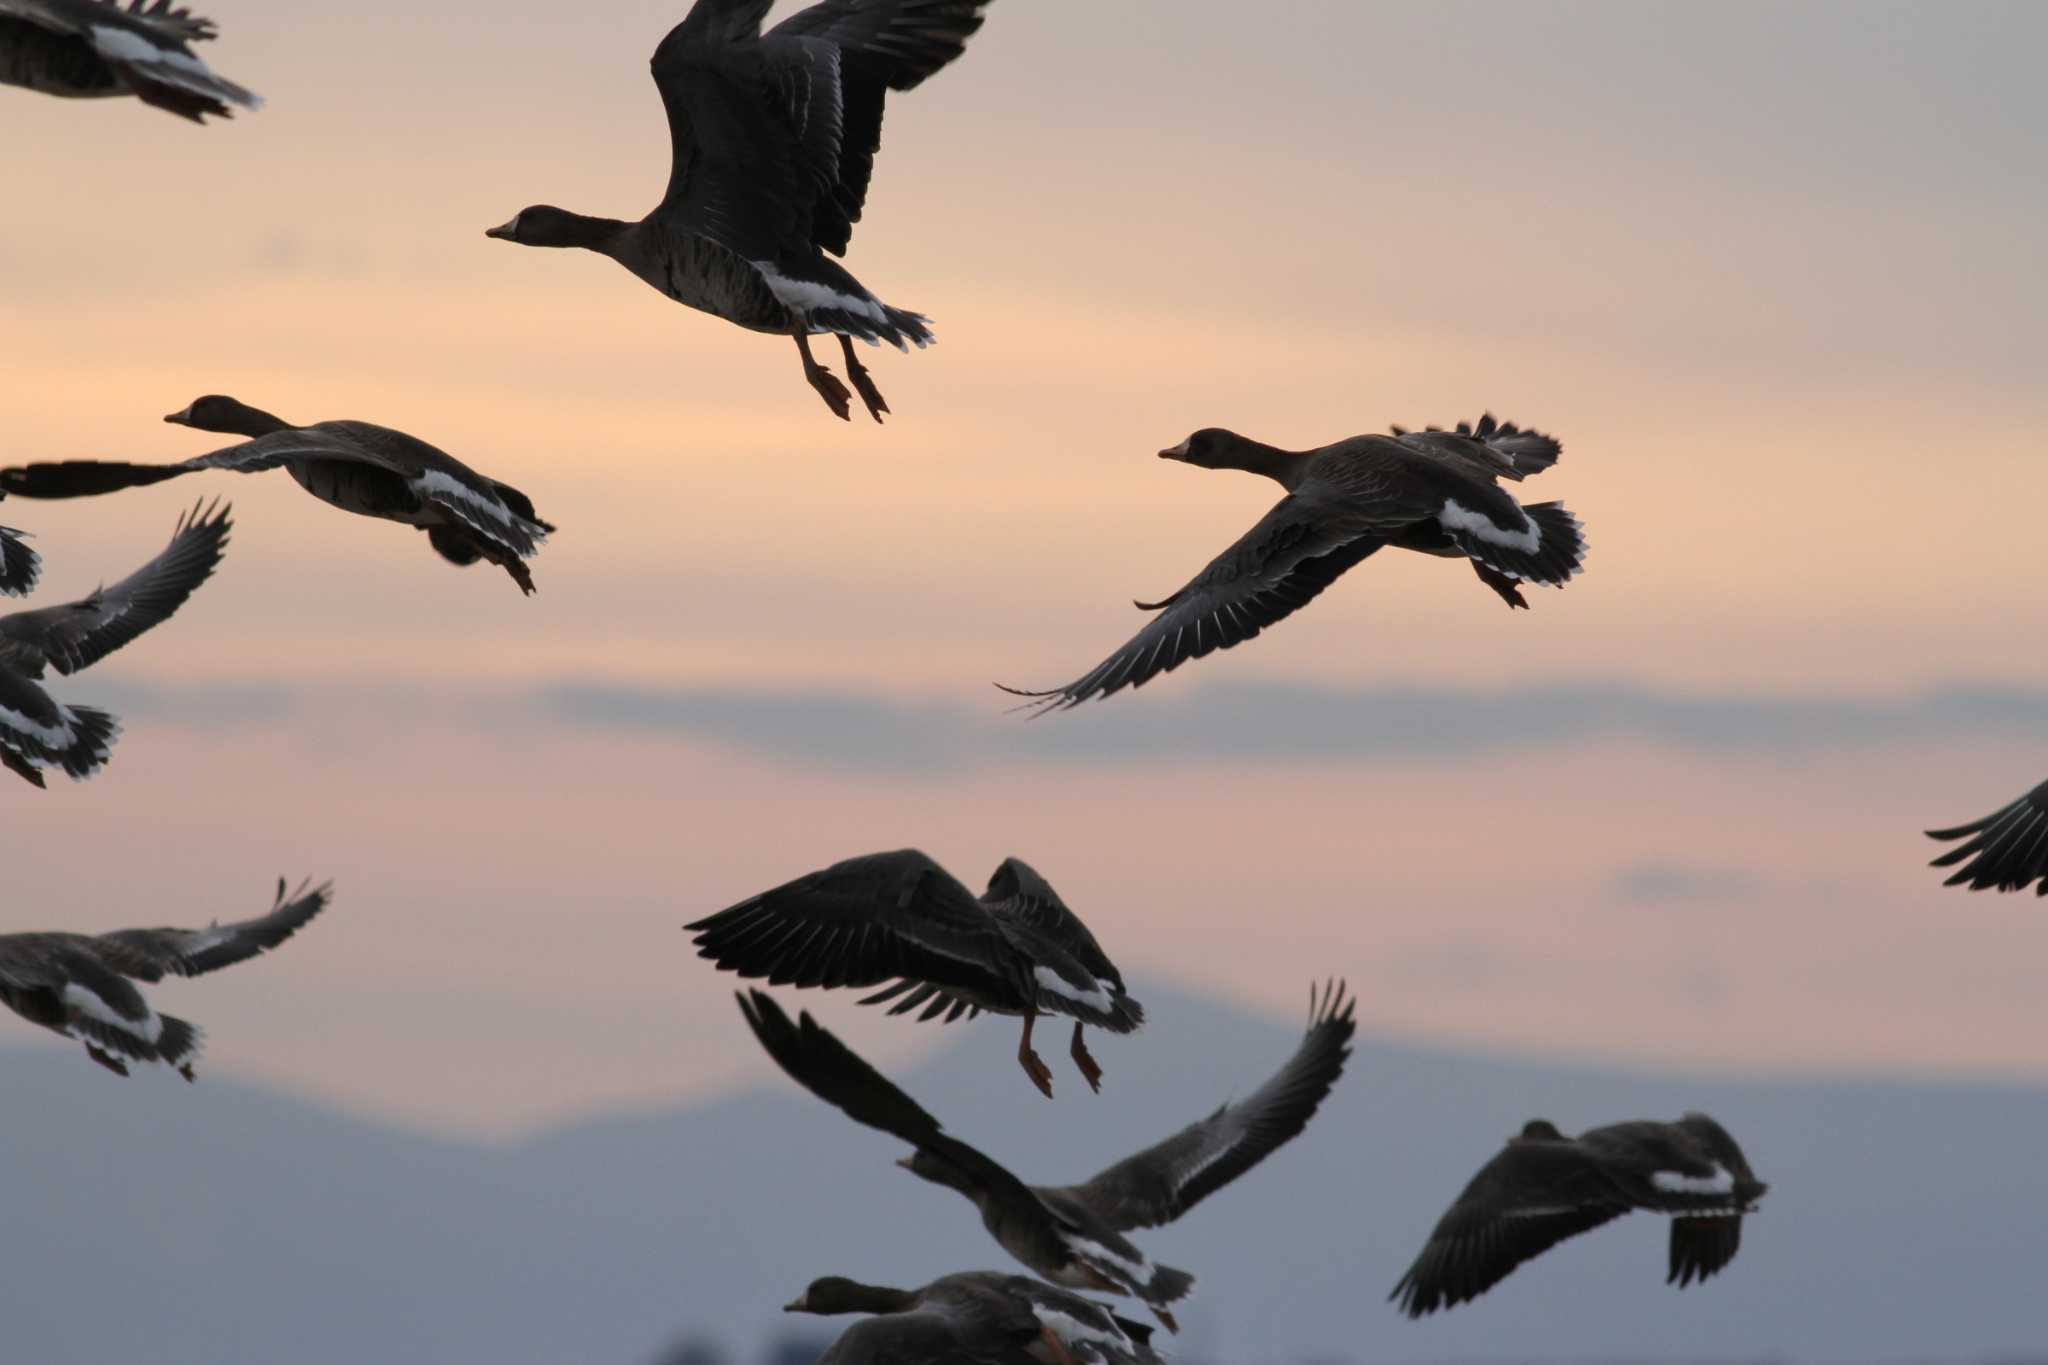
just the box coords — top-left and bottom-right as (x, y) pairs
(1158, 439), (1190, 461)
(782, 1296), (807, 1312)
(894, 1156), (916, 1171)
(483, 218), (517, 241)
(164, 406), (194, 426)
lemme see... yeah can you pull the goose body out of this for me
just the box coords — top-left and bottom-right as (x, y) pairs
(0, 499), (228, 785)
(485, 0), (994, 422)
(0, 0), (257, 121)
(786, 1271), (1162, 1365)
(1002, 416), (1585, 712)
(692, 850), (1141, 1097)
(0, 396), (553, 594)
(1391, 1111), (1767, 1318)
(0, 877), (330, 1078)
(1927, 778), (2048, 893)
(741, 984), (1353, 1330)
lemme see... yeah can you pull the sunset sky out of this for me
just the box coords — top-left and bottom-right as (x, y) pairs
(4, 0), (2045, 1138)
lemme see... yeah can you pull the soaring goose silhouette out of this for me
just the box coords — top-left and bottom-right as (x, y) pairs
(785, 1271), (1162, 1365)
(0, 525), (38, 596)
(0, 0), (258, 121)
(1391, 1111), (1766, 1318)
(691, 850), (1140, 1098)
(484, 0), (994, 422)
(0, 877), (331, 1078)
(0, 499), (229, 786)
(1001, 416), (1584, 712)
(1927, 779), (2048, 893)
(0, 396), (553, 594)
(742, 983), (1353, 1331)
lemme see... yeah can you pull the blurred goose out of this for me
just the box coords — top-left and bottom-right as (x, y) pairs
(0, 525), (38, 595)
(0, 499), (228, 786)
(1927, 779), (2048, 893)
(786, 1271), (1162, 1365)
(1001, 416), (1584, 712)
(485, 0), (994, 423)
(1392, 1111), (1767, 1318)
(692, 850), (1140, 1098)
(0, 0), (258, 121)
(0, 396), (553, 594)
(742, 982), (1354, 1331)
(0, 877), (330, 1078)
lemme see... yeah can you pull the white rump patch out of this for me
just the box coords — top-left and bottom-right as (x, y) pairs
(62, 983), (161, 1044)
(1440, 498), (1540, 553)
(0, 699), (81, 751)
(1031, 1306), (1132, 1357)
(413, 469), (520, 535)
(1034, 966), (1115, 1014)
(91, 24), (255, 106)
(1652, 1165), (1735, 1196)
(750, 261), (888, 327)
(1067, 1232), (1154, 1287)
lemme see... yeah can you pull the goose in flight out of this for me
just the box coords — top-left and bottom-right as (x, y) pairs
(740, 982), (1354, 1330)
(1926, 779), (2048, 894)
(0, 526), (38, 596)
(785, 1271), (1162, 1365)
(0, 499), (229, 786)
(485, 0), (995, 423)
(1391, 1111), (1767, 1318)
(0, 0), (258, 121)
(690, 850), (1139, 1098)
(1001, 416), (1584, 712)
(0, 396), (553, 594)
(0, 877), (331, 1079)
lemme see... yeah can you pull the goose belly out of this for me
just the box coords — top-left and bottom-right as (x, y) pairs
(289, 460), (426, 524)
(0, 20), (120, 98)
(626, 232), (793, 334)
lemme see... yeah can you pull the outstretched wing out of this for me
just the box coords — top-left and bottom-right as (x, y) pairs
(0, 527), (40, 596)
(999, 493), (1396, 712)
(0, 500), (229, 676)
(94, 877), (333, 982)
(1927, 778), (2048, 893)
(3, 0), (262, 121)
(687, 849), (1023, 1003)
(1064, 980), (1355, 1230)
(2, 427), (408, 500)
(1386, 413), (1561, 483)
(1390, 1140), (1631, 1318)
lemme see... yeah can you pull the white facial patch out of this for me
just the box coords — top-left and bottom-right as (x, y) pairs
(1440, 498), (1540, 553)
(1034, 967), (1115, 1013)
(1652, 1165), (1735, 1196)
(62, 983), (161, 1044)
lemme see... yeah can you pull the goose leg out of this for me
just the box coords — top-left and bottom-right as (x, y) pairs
(1470, 560), (1529, 609)
(837, 334), (889, 424)
(794, 329), (852, 422)
(1151, 1304), (1180, 1334)
(1017, 1009), (1055, 1099)
(83, 1044), (130, 1078)
(1069, 1022), (1104, 1093)
(1037, 1326), (1081, 1365)
(177, 1062), (197, 1083)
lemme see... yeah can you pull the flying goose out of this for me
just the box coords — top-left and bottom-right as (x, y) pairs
(0, 396), (553, 594)
(484, 0), (994, 423)
(741, 983), (1354, 1331)
(0, 0), (258, 121)
(1391, 1111), (1767, 1318)
(785, 1271), (1163, 1365)
(0, 525), (38, 595)
(691, 850), (1140, 1098)
(0, 498), (229, 786)
(0, 876), (331, 1078)
(1927, 779), (2048, 893)
(1000, 417), (1585, 712)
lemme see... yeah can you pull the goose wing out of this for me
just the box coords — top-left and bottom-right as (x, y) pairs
(93, 877), (332, 982)
(0, 667), (117, 783)
(1385, 414), (1561, 483)
(1390, 1138), (1631, 1317)
(0, 527), (40, 596)
(0, 427), (409, 501)
(0, 500), (228, 677)
(981, 858), (1139, 1030)
(999, 489), (1410, 712)
(0, 0), (259, 120)
(1063, 981), (1355, 1231)
(688, 849), (1023, 1002)
(1927, 778), (2048, 893)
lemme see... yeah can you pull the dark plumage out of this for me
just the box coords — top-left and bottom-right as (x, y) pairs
(1391, 1111), (1767, 1318)
(485, 0), (993, 422)
(786, 1271), (1162, 1365)
(0, 877), (331, 1078)
(741, 983), (1354, 1330)
(690, 850), (1139, 1097)
(0, 499), (228, 785)
(0, 0), (257, 121)
(1927, 778), (2048, 893)
(1001, 416), (1584, 712)
(0, 525), (39, 596)
(0, 396), (553, 594)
